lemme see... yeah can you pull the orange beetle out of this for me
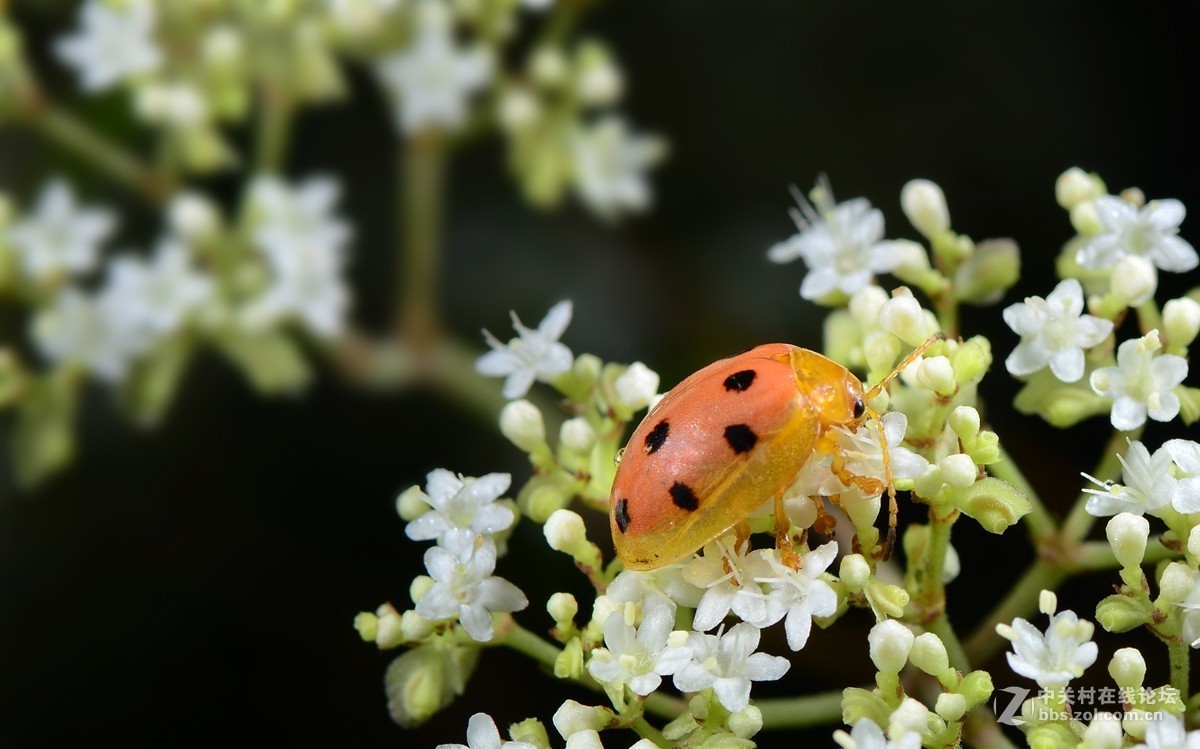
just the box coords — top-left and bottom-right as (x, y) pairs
(609, 340), (941, 571)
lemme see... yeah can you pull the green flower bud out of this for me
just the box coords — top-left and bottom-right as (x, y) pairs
(939, 453), (978, 489)
(824, 309), (863, 367)
(662, 710), (700, 741)
(1178, 386), (1200, 426)
(888, 698), (930, 738)
(531, 47), (569, 87)
(1056, 168), (1106, 210)
(1081, 712), (1123, 749)
(552, 700), (610, 739)
(864, 330), (902, 375)
(410, 575), (435, 604)
(950, 336), (992, 385)
(554, 637), (584, 680)
(909, 633), (950, 676)
(948, 406), (981, 442)
(548, 592), (579, 627)
(953, 238), (1021, 306)
(1188, 525), (1200, 560)
(1164, 297), (1200, 352)
(1121, 187), (1146, 208)
(510, 718), (552, 749)
(1095, 593), (1152, 633)
(840, 687), (892, 729)
(376, 605), (406, 649)
(935, 692), (966, 722)
(879, 288), (939, 347)
(840, 554), (871, 591)
(574, 41), (623, 106)
(1123, 709), (1154, 742)
(500, 399), (546, 452)
(613, 361), (660, 413)
(850, 285), (889, 327)
(865, 579), (911, 622)
(1106, 513), (1150, 569)
(520, 480), (570, 523)
(1107, 647), (1146, 689)
(1071, 200), (1104, 236)
(696, 733), (755, 749)
(901, 179), (950, 238)
(953, 477), (1031, 533)
(958, 670), (994, 709)
(1026, 723), (1080, 749)
(1158, 562), (1196, 604)
(917, 355), (956, 395)
(913, 465), (945, 500)
(969, 430), (1001, 465)
(385, 643), (480, 728)
(560, 418), (597, 454)
(545, 510), (591, 556)
(728, 705), (763, 739)
(396, 485), (429, 521)
(401, 609), (435, 641)
(868, 619), (915, 674)
(354, 611), (378, 642)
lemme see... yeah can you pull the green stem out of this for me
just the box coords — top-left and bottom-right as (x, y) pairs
(1136, 300), (1164, 337)
(1075, 537), (1179, 569)
(963, 559), (1068, 667)
(916, 508), (971, 671)
(989, 443), (1055, 543)
(254, 80), (294, 174)
(398, 130), (445, 347)
(755, 689), (844, 729)
(628, 716), (667, 748)
(1170, 639), (1191, 699)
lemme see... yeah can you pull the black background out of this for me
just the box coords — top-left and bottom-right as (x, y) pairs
(2, 1), (1199, 746)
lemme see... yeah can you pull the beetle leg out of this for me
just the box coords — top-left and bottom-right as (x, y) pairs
(773, 495), (801, 570)
(812, 495), (837, 539)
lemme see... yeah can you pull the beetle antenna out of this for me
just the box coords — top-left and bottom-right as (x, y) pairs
(865, 402), (898, 560)
(864, 332), (947, 402)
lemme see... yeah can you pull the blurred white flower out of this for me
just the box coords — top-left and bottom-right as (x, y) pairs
(671, 622), (790, 711)
(477, 300), (573, 399)
(1077, 196), (1198, 273)
(437, 712), (536, 749)
(135, 82), (209, 129)
(1131, 712), (1200, 749)
(1164, 439), (1200, 514)
(767, 180), (900, 300)
(1090, 331), (1188, 431)
(833, 718), (922, 749)
(328, 0), (401, 35)
(1002, 279), (1113, 383)
(244, 176), (352, 338)
(606, 565), (704, 618)
(792, 413), (927, 501)
(7, 179), (116, 282)
(997, 601), (1097, 690)
(404, 469), (515, 548)
(586, 606), (690, 696)
(683, 536), (776, 631)
(32, 287), (137, 383)
(416, 535), (528, 642)
(1082, 439), (1177, 518)
(755, 542), (839, 651)
(103, 239), (213, 343)
(521, 0), (554, 10)
(570, 117), (665, 221)
(56, 0), (162, 92)
(374, 1), (491, 133)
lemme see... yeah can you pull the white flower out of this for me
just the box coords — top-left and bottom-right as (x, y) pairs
(671, 622), (790, 712)
(243, 176), (352, 338)
(135, 82), (209, 129)
(1083, 439), (1177, 518)
(682, 536), (776, 631)
(328, 0), (401, 35)
(754, 542), (839, 651)
(570, 117), (665, 221)
(404, 469), (515, 548)
(7, 179), (116, 282)
(997, 599), (1098, 690)
(1090, 331), (1188, 431)
(613, 362), (660, 411)
(437, 712), (536, 749)
(606, 566), (704, 618)
(586, 606), (690, 695)
(1002, 279), (1113, 383)
(1165, 439), (1200, 514)
(833, 718), (922, 749)
(374, 2), (491, 133)
(1132, 712), (1200, 749)
(31, 287), (138, 382)
(416, 535), (528, 642)
(792, 413), (928, 501)
(55, 0), (162, 92)
(477, 300), (573, 399)
(102, 239), (213, 343)
(767, 179), (901, 301)
(1077, 195), (1198, 273)
(1175, 567), (1200, 648)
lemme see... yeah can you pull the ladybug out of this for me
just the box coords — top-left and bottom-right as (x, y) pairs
(609, 339), (942, 571)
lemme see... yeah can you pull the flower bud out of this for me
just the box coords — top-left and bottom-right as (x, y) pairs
(545, 510), (588, 554)
(1189, 525), (1200, 560)
(1121, 187), (1146, 208)
(410, 575), (434, 604)
(614, 362), (660, 411)
(510, 718), (552, 749)
(951, 336), (992, 385)
(935, 693), (966, 722)
(909, 632), (950, 676)
(385, 643), (479, 728)
(552, 700), (609, 738)
(1039, 589), (1058, 616)
(555, 637), (584, 680)
(1095, 593), (1152, 633)
(548, 592), (579, 626)
(958, 670), (994, 709)
(354, 611), (378, 642)
(888, 238), (933, 277)
(376, 604), (406, 649)
(1056, 168), (1105, 210)
(565, 730), (603, 749)
(840, 554), (871, 590)
(1158, 562), (1196, 604)
(879, 289), (939, 347)
(864, 330), (902, 374)
(1122, 710), (1153, 742)
(1107, 647), (1146, 689)
(1105, 513), (1150, 569)
(901, 179), (950, 238)
(864, 578), (910, 621)
(560, 418), (597, 454)
(575, 44), (623, 106)
(954, 477), (1032, 534)
(868, 619), (914, 674)
(521, 480), (570, 523)
(939, 454), (977, 489)
(784, 495), (818, 529)
(1081, 713), (1123, 749)
(168, 193), (219, 239)
(948, 406), (981, 442)
(203, 25), (243, 68)
(914, 465), (945, 499)
(500, 399), (547, 452)
(952, 239), (1021, 306)
(531, 47), (568, 87)
(849, 284), (889, 327)
(917, 355), (956, 395)
(1164, 297), (1200, 350)
(1071, 200), (1104, 236)
(499, 87), (541, 132)
(943, 543), (961, 583)
(728, 705), (763, 739)
(1110, 255), (1157, 306)
(397, 485), (429, 520)
(888, 697), (929, 738)
(401, 609), (435, 641)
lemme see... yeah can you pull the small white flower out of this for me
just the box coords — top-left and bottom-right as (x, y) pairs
(7, 179), (116, 282)
(833, 718), (922, 749)
(613, 362), (660, 412)
(416, 535), (528, 642)
(570, 117), (665, 221)
(404, 469), (515, 547)
(31, 287), (138, 382)
(55, 0), (162, 92)
(768, 179), (901, 301)
(586, 606), (690, 695)
(606, 566), (704, 618)
(135, 82), (209, 129)
(103, 239), (213, 343)
(794, 413), (928, 501)
(1090, 331), (1188, 431)
(374, 2), (491, 133)
(477, 300), (573, 399)
(244, 176), (352, 338)
(1131, 712), (1200, 749)
(754, 542), (839, 651)
(997, 597), (1098, 690)
(1082, 439), (1177, 518)
(1165, 439), (1200, 514)
(437, 712), (536, 749)
(671, 622), (790, 712)
(1175, 567), (1200, 648)
(682, 536), (776, 631)
(1002, 279), (1113, 383)
(1077, 195), (1198, 273)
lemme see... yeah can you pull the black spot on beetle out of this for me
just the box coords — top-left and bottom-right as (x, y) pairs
(723, 424), (758, 454)
(614, 498), (631, 533)
(644, 420), (669, 454)
(852, 396), (866, 419)
(723, 369), (757, 392)
(669, 482), (700, 511)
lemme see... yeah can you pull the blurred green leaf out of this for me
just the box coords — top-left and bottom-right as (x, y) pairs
(120, 337), (195, 427)
(215, 328), (312, 395)
(12, 369), (78, 487)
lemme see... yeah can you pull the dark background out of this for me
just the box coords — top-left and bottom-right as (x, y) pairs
(2, 1), (1199, 746)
